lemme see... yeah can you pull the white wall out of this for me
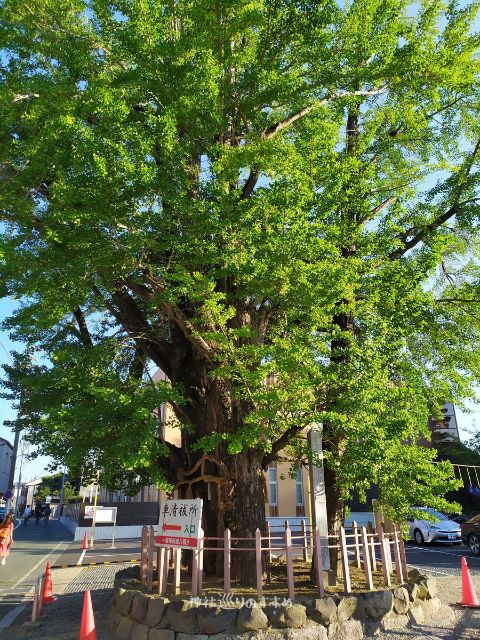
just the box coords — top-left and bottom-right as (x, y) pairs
(0, 442), (13, 495)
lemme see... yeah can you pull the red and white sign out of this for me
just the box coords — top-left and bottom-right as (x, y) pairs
(156, 498), (203, 548)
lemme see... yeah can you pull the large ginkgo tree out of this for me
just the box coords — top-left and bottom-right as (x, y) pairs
(1, 0), (480, 582)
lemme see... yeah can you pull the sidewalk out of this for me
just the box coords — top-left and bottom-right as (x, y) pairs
(3, 564), (125, 639)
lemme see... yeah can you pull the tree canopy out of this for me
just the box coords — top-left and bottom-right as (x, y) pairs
(1, 0), (480, 548)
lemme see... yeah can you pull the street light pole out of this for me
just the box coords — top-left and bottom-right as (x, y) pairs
(58, 466), (67, 518)
(13, 438), (27, 521)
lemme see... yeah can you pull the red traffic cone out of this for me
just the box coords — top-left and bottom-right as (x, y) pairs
(42, 561), (55, 604)
(80, 590), (96, 640)
(459, 557), (480, 608)
(82, 532), (88, 550)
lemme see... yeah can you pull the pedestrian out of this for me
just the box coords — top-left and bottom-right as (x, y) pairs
(44, 504), (51, 525)
(23, 505), (32, 526)
(34, 505), (43, 526)
(0, 514), (14, 566)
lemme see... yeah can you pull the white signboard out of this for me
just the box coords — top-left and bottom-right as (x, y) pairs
(45, 496), (52, 504)
(156, 498), (203, 548)
(94, 506), (117, 524)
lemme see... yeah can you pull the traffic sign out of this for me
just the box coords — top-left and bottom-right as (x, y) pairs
(156, 498), (203, 548)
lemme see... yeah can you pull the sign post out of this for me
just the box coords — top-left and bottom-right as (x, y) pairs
(308, 424), (330, 570)
(156, 499), (203, 548)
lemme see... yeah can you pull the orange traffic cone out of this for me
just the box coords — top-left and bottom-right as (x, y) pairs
(80, 590), (96, 640)
(42, 562), (55, 604)
(459, 557), (480, 608)
(82, 532), (88, 550)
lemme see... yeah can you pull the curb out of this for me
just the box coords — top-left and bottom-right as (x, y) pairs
(51, 559), (140, 569)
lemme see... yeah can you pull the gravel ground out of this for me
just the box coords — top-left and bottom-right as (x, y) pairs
(1, 565), (124, 640)
(374, 576), (480, 639)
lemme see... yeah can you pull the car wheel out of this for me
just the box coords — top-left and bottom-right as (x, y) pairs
(469, 534), (480, 556)
(414, 528), (425, 545)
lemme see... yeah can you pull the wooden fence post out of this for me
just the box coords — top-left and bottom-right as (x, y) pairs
(393, 529), (404, 584)
(397, 526), (408, 579)
(147, 526), (154, 592)
(266, 521), (272, 564)
(191, 546), (198, 597)
(360, 526), (373, 590)
(224, 528), (231, 594)
(370, 535), (377, 572)
(162, 548), (170, 595)
(157, 547), (164, 594)
(173, 548), (181, 596)
(313, 529), (325, 598)
(140, 525), (148, 586)
(255, 528), (263, 598)
(338, 526), (351, 593)
(285, 525), (295, 600)
(352, 521), (361, 569)
(378, 525), (391, 587)
(301, 519), (309, 562)
(197, 528), (204, 595)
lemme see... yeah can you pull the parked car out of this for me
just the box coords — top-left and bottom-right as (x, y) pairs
(461, 514), (480, 555)
(407, 507), (461, 544)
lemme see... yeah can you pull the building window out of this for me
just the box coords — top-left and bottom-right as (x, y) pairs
(268, 463), (278, 517)
(295, 468), (305, 517)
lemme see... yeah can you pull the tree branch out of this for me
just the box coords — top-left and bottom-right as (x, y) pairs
(262, 424), (305, 469)
(73, 307), (93, 348)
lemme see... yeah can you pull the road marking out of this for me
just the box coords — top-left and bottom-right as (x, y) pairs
(12, 541), (67, 589)
(0, 604), (25, 628)
(407, 546), (480, 561)
(76, 549), (86, 566)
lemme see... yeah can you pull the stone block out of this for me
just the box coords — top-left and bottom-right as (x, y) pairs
(145, 597), (169, 627)
(165, 599), (199, 634)
(361, 590), (393, 620)
(266, 604), (307, 629)
(197, 606), (237, 634)
(327, 619), (363, 640)
(307, 598), (337, 625)
(236, 603), (268, 632)
(148, 630), (175, 640)
(118, 590), (142, 616)
(131, 594), (150, 623)
(116, 616), (133, 640)
(407, 568), (422, 580)
(282, 626), (328, 640)
(362, 620), (381, 636)
(408, 603), (425, 624)
(422, 597), (441, 618)
(130, 622), (149, 640)
(405, 582), (420, 603)
(177, 634), (208, 640)
(392, 587), (409, 614)
(106, 609), (123, 632)
(380, 613), (409, 630)
(337, 597), (363, 622)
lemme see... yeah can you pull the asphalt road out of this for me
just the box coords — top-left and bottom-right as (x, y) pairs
(0, 519), (72, 629)
(404, 540), (480, 577)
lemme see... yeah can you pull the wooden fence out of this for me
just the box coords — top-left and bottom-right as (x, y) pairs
(140, 519), (408, 599)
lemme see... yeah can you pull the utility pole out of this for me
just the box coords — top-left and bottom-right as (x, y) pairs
(58, 466), (67, 518)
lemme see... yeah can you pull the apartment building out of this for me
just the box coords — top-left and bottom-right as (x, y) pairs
(0, 437), (14, 496)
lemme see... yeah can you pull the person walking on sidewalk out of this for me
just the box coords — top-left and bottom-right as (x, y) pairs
(23, 505), (32, 526)
(44, 504), (51, 525)
(34, 504), (43, 526)
(0, 514), (14, 566)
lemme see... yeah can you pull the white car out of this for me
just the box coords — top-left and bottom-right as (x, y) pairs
(407, 507), (461, 545)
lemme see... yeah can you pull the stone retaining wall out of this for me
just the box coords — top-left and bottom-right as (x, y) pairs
(108, 566), (455, 640)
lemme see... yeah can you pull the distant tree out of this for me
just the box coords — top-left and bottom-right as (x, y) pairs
(2, 0), (480, 581)
(35, 473), (77, 502)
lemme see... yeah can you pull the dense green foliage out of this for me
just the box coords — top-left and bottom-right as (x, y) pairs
(34, 472), (77, 502)
(1, 0), (480, 524)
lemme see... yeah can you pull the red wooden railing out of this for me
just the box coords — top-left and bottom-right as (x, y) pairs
(139, 519), (407, 599)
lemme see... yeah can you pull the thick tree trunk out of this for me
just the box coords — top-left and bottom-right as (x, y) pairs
(324, 460), (344, 577)
(227, 449), (266, 587)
